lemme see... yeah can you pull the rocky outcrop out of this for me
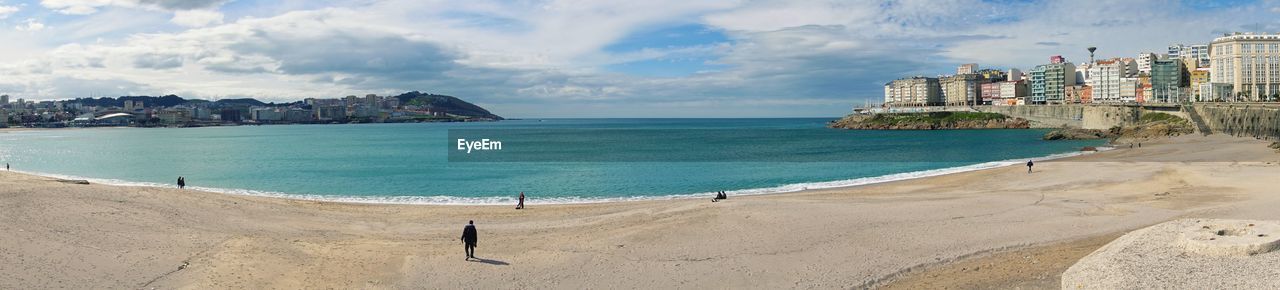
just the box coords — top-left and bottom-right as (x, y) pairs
(1110, 112), (1196, 143)
(828, 112), (1030, 130)
(1043, 128), (1113, 140)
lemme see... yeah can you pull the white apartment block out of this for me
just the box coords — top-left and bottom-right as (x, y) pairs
(1086, 58), (1138, 103)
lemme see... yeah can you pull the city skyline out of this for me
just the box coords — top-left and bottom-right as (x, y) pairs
(1, 0), (1279, 117)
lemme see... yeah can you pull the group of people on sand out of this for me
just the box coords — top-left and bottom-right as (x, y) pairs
(712, 191), (728, 202)
(176, 176), (186, 189)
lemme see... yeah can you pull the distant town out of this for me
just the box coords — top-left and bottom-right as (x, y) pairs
(879, 32), (1280, 109)
(0, 91), (502, 128)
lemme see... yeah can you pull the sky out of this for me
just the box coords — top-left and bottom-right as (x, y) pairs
(0, 0), (1278, 118)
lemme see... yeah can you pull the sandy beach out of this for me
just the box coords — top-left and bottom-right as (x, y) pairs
(2, 134), (1279, 289)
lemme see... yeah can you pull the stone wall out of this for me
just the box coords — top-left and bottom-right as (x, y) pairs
(972, 105), (1086, 128)
(1191, 103), (1280, 139)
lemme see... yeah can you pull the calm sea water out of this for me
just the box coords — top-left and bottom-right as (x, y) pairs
(0, 119), (1104, 204)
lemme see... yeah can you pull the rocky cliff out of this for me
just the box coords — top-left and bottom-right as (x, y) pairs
(829, 112), (1030, 130)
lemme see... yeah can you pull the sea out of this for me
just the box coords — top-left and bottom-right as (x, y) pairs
(0, 118), (1105, 204)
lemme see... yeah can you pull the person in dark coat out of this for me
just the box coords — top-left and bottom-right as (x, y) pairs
(516, 192), (525, 209)
(177, 176), (185, 189)
(461, 220), (478, 260)
(1026, 160), (1034, 174)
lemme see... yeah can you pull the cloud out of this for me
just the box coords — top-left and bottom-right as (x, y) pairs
(14, 18), (45, 31)
(170, 9), (222, 27)
(41, 0), (226, 15)
(0, 5), (18, 19)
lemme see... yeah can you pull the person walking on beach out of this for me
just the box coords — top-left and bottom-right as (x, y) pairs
(516, 192), (525, 209)
(177, 176), (185, 189)
(461, 220), (478, 260)
(1026, 160), (1034, 174)
(5, 163), (8, 171)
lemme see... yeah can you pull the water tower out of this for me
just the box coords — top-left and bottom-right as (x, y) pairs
(1087, 47), (1097, 64)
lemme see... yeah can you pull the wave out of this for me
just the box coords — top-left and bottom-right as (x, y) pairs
(9, 148), (1105, 205)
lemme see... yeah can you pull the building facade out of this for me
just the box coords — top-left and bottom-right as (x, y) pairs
(1209, 32), (1280, 102)
(1086, 58), (1138, 103)
(1137, 52), (1158, 74)
(1169, 43), (1210, 67)
(941, 74), (984, 106)
(957, 63), (978, 75)
(884, 77), (943, 106)
(1150, 58), (1187, 103)
(1030, 59), (1077, 104)
(997, 80), (1027, 106)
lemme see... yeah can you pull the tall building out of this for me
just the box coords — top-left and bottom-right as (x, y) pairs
(884, 77), (942, 106)
(1151, 58), (1187, 103)
(1209, 32), (1280, 101)
(1007, 68), (1023, 82)
(941, 74), (984, 106)
(0, 95), (8, 106)
(1086, 58), (1138, 103)
(957, 63), (978, 75)
(1029, 57), (1077, 104)
(1137, 52), (1158, 73)
(1169, 43), (1210, 67)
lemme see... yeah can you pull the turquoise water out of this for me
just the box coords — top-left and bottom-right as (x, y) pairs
(0, 119), (1104, 204)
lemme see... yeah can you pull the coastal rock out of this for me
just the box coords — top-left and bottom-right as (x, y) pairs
(1109, 112), (1196, 143)
(828, 112), (1030, 130)
(1043, 128), (1112, 140)
(1269, 142), (1280, 150)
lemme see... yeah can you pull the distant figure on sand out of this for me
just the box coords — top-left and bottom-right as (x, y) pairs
(1026, 160), (1034, 173)
(461, 220), (478, 260)
(516, 192), (525, 209)
(177, 176), (186, 189)
(712, 191), (727, 202)
(5, 163), (8, 171)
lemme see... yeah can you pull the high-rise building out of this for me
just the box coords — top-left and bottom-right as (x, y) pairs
(1007, 68), (1023, 82)
(1169, 43), (1210, 67)
(1137, 52), (1158, 73)
(957, 63), (978, 75)
(1030, 57), (1077, 104)
(941, 74), (984, 106)
(1209, 32), (1280, 101)
(0, 95), (8, 106)
(1086, 58), (1138, 103)
(884, 77), (942, 106)
(1151, 58), (1187, 103)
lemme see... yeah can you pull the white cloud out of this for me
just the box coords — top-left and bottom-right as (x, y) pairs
(170, 9), (222, 27)
(14, 18), (45, 31)
(0, 5), (19, 19)
(41, 0), (226, 15)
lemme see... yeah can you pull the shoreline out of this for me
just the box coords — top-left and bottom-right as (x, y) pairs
(1, 147), (1106, 206)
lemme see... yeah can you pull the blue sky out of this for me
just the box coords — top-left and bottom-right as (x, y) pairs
(0, 0), (1275, 117)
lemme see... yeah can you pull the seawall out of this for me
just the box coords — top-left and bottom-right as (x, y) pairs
(972, 105), (1161, 130)
(879, 104), (1279, 138)
(1190, 103), (1280, 139)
